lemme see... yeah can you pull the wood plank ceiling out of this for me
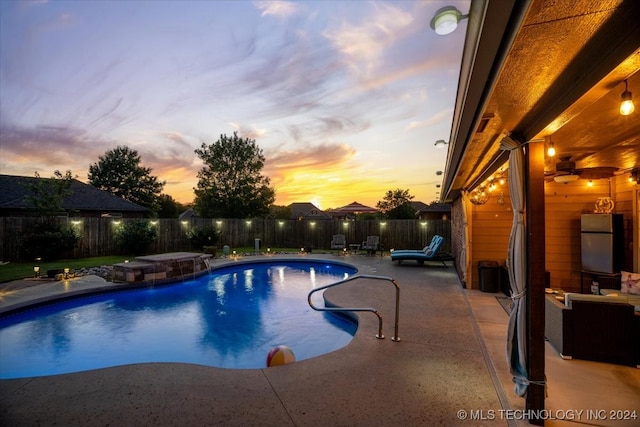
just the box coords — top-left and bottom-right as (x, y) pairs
(445, 0), (640, 198)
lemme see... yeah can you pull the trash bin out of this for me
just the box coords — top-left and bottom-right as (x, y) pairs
(478, 261), (500, 293)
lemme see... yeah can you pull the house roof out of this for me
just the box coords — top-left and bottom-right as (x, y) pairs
(288, 202), (331, 220)
(415, 203), (451, 213)
(0, 174), (149, 213)
(330, 201), (378, 214)
(441, 0), (640, 201)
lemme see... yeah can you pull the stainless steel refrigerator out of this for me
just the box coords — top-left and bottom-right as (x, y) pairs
(580, 213), (624, 273)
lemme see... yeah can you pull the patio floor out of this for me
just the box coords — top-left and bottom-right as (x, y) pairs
(0, 254), (638, 426)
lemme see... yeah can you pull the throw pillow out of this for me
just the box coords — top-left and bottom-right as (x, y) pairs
(620, 271), (640, 295)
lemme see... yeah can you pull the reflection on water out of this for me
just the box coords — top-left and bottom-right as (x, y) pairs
(0, 261), (357, 379)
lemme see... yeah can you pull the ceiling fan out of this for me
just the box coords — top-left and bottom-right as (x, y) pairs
(545, 156), (618, 183)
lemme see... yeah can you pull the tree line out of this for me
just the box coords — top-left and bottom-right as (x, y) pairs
(26, 132), (431, 220)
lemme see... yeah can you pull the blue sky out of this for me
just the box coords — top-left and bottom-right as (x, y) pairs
(0, 0), (469, 209)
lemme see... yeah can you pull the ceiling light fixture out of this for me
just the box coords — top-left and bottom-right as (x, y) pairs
(434, 139), (449, 148)
(430, 6), (468, 35)
(620, 79), (634, 115)
(553, 175), (579, 184)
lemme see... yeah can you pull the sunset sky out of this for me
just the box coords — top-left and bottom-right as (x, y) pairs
(0, 0), (469, 209)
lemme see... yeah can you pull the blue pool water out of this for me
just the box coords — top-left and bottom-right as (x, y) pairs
(0, 260), (358, 379)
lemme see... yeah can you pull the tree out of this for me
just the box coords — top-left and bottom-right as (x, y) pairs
(24, 170), (74, 216)
(156, 194), (184, 218)
(88, 146), (165, 212)
(113, 219), (158, 255)
(194, 132), (275, 218)
(269, 205), (291, 220)
(19, 170), (79, 261)
(376, 188), (416, 219)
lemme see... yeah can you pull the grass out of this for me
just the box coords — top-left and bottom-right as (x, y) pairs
(0, 248), (350, 283)
(0, 256), (126, 283)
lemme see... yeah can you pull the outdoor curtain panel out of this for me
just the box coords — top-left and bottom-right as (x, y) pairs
(500, 136), (528, 397)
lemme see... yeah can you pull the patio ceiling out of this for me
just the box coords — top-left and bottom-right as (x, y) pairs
(442, 0), (640, 202)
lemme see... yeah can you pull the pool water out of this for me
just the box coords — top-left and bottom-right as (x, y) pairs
(0, 261), (358, 379)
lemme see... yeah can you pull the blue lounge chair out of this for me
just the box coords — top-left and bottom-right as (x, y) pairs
(391, 235), (450, 265)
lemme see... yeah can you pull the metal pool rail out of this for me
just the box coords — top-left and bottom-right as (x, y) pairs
(307, 275), (400, 342)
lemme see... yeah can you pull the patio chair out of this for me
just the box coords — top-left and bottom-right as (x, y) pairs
(361, 235), (380, 254)
(330, 234), (346, 250)
(391, 235), (448, 265)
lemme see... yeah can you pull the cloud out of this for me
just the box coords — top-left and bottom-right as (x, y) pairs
(265, 142), (355, 172)
(405, 108), (453, 131)
(323, 2), (413, 81)
(254, 1), (301, 19)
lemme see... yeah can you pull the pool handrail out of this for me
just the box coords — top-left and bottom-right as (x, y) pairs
(307, 274), (400, 342)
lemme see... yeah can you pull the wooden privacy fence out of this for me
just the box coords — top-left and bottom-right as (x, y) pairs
(0, 217), (451, 261)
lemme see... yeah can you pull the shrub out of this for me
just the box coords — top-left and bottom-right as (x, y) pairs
(113, 220), (157, 255)
(186, 224), (220, 251)
(20, 222), (79, 261)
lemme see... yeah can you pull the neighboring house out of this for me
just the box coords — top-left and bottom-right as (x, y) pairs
(178, 208), (200, 220)
(414, 203), (451, 220)
(0, 174), (149, 218)
(288, 202), (331, 220)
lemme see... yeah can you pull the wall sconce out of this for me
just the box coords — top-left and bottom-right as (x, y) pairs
(430, 6), (469, 35)
(629, 168), (639, 183)
(587, 180), (594, 187)
(434, 139), (449, 148)
(620, 79), (634, 115)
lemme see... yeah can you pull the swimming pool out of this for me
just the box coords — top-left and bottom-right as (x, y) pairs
(0, 260), (358, 379)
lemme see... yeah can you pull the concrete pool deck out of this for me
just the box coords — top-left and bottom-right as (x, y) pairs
(1, 254), (639, 426)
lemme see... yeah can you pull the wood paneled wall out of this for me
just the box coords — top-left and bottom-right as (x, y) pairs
(459, 175), (638, 292)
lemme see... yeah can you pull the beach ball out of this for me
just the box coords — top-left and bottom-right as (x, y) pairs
(266, 345), (296, 367)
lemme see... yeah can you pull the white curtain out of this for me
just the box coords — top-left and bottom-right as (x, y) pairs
(500, 136), (528, 397)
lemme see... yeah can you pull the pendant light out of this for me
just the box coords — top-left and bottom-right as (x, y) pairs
(620, 79), (634, 115)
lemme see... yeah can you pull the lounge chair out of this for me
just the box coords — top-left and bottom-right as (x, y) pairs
(391, 235), (450, 266)
(330, 234), (346, 250)
(361, 235), (380, 254)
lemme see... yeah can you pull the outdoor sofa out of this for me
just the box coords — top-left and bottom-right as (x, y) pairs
(545, 292), (640, 367)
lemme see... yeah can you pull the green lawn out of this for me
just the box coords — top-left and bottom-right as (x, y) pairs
(0, 248), (347, 283)
(0, 256), (126, 283)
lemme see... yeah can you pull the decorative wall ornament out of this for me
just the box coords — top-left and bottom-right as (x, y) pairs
(469, 186), (489, 205)
(594, 197), (614, 213)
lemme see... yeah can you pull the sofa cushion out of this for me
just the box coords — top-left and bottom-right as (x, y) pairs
(564, 292), (630, 309)
(600, 288), (640, 311)
(620, 271), (640, 295)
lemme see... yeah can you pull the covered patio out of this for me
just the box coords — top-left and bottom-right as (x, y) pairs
(439, 0), (640, 422)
